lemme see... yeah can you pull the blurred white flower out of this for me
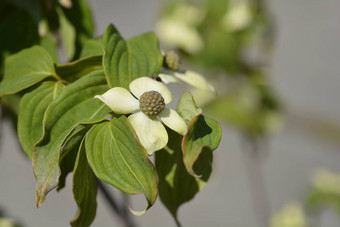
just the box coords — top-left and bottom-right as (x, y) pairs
(0, 218), (16, 227)
(312, 168), (340, 194)
(156, 4), (205, 54)
(222, 0), (252, 31)
(156, 19), (203, 54)
(270, 202), (307, 227)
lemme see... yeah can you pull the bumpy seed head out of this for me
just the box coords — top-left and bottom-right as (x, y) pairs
(139, 91), (165, 116)
(165, 50), (181, 71)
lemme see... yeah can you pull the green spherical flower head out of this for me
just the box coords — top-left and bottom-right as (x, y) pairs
(165, 50), (181, 71)
(139, 90), (165, 116)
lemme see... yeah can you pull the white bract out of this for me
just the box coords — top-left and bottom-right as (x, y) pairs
(95, 77), (187, 155)
(159, 69), (215, 92)
(158, 69), (216, 106)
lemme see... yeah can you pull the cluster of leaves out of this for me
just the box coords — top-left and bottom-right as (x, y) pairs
(158, 0), (281, 136)
(0, 0), (93, 125)
(0, 23), (221, 226)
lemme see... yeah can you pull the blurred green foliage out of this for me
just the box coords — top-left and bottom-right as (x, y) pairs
(157, 0), (281, 137)
(306, 169), (340, 213)
(0, 0), (94, 128)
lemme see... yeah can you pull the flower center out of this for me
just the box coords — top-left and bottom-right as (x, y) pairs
(139, 91), (165, 116)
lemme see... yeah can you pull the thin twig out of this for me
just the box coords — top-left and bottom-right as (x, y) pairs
(241, 134), (271, 227)
(96, 178), (137, 227)
(175, 218), (182, 227)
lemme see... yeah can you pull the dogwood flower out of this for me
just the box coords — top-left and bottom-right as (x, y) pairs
(95, 77), (187, 154)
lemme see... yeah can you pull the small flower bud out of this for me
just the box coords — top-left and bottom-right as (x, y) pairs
(164, 50), (181, 71)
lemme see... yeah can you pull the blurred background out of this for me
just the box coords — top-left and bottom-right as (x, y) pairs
(1, 0), (340, 226)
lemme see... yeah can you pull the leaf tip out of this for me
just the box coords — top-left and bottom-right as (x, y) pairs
(35, 190), (45, 208)
(128, 204), (147, 216)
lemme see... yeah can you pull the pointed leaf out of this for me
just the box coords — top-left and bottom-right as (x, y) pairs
(80, 39), (104, 58)
(156, 128), (213, 221)
(58, 125), (91, 191)
(71, 139), (97, 227)
(57, 7), (76, 60)
(33, 71), (112, 207)
(56, 55), (102, 82)
(176, 91), (202, 123)
(103, 25), (163, 89)
(103, 24), (119, 45)
(62, 0), (95, 58)
(39, 20), (58, 64)
(181, 115), (221, 176)
(57, 146), (78, 192)
(85, 116), (158, 215)
(18, 81), (64, 159)
(176, 92), (221, 176)
(40, 30), (59, 64)
(0, 46), (60, 97)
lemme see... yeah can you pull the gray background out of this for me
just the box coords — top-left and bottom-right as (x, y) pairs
(1, 0), (340, 226)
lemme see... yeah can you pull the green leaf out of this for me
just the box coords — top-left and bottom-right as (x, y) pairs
(18, 81), (64, 159)
(176, 92), (221, 176)
(85, 116), (158, 215)
(306, 189), (340, 213)
(57, 124), (91, 191)
(57, 145), (78, 191)
(39, 21), (59, 64)
(40, 32), (59, 64)
(11, 0), (42, 24)
(1, 94), (21, 116)
(182, 115), (221, 176)
(71, 139), (97, 227)
(156, 128), (213, 221)
(55, 55), (102, 82)
(0, 46), (59, 97)
(176, 91), (202, 123)
(62, 0), (95, 59)
(103, 25), (163, 88)
(80, 39), (104, 58)
(57, 7), (76, 60)
(0, 6), (39, 77)
(33, 70), (112, 207)
(102, 24), (118, 45)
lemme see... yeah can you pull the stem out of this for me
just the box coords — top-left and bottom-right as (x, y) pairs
(241, 134), (271, 227)
(96, 178), (137, 227)
(175, 219), (182, 227)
